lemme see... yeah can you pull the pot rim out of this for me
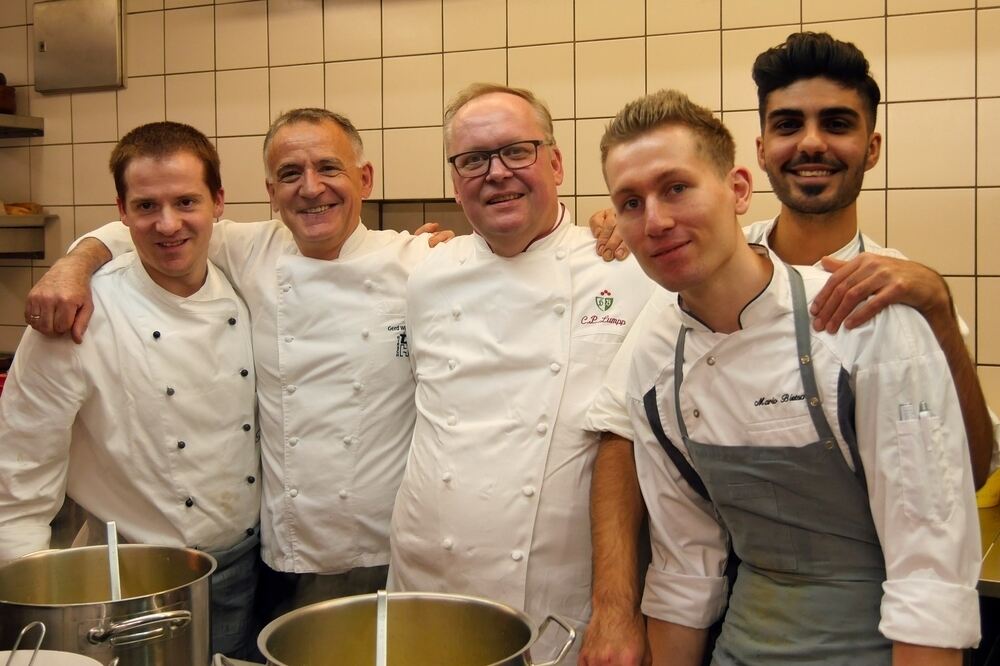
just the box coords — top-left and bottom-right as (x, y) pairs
(0, 544), (217, 608)
(258, 591), (544, 666)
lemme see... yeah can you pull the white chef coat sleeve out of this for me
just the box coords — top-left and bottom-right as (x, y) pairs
(631, 395), (730, 629)
(71, 220), (133, 257)
(0, 331), (88, 564)
(850, 305), (981, 649)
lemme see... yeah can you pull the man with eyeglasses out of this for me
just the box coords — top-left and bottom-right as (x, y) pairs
(387, 83), (653, 663)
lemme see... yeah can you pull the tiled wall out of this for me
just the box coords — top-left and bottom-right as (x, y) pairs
(0, 0), (998, 409)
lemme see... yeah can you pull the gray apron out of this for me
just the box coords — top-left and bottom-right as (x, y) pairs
(209, 527), (261, 658)
(648, 266), (890, 665)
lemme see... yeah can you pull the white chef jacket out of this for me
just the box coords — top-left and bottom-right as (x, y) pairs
(0, 253), (259, 561)
(387, 209), (654, 659)
(587, 217), (1000, 464)
(623, 251), (980, 649)
(86, 220), (432, 573)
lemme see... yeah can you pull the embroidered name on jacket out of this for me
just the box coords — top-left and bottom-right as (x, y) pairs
(754, 392), (806, 407)
(581, 289), (628, 327)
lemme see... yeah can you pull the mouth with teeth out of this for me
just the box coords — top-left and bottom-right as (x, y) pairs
(301, 203), (336, 214)
(486, 192), (525, 205)
(157, 238), (189, 249)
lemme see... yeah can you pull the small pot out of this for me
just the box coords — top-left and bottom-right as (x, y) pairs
(258, 591), (575, 666)
(0, 650), (103, 665)
(0, 545), (215, 666)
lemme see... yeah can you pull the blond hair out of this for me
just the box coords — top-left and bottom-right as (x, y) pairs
(443, 83), (555, 150)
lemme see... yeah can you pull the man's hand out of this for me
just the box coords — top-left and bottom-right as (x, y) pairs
(415, 221), (456, 247)
(24, 238), (111, 343)
(810, 254), (952, 333)
(579, 607), (649, 666)
(588, 208), (629, 262)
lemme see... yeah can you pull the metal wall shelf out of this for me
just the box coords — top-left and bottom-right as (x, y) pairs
(0, 113), (44, 139)
(0, 215), (52, 259)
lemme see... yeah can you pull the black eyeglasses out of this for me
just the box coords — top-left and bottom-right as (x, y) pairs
(447, 140), (551, 177)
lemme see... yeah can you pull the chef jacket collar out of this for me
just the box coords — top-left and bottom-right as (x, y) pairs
(333, 218), (369, 260)
(471, 203), (571, 256)
(673, 244), (793, 333)
(127, 253), (236, 312)
(760, 216), (865, 265)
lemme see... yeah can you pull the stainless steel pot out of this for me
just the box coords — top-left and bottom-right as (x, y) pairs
(258, 591), (575, 666)
(0, 545), (215, 666)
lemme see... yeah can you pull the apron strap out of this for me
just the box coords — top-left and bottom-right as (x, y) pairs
(787, 266), (837, 445)
(643, 384), (711, 503)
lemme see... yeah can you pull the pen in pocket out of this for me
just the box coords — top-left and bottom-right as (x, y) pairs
(899, 402), (915, 421)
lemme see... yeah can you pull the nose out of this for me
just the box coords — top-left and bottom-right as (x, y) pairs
(798, 120), (827, 155)
(484, 153), (513, 182)
(156, 207), (182, 235)
(644, 199), (674, 236)
(300, 167), (324, 197)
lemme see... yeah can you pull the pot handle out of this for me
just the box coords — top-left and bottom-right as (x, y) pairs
(87, 610), (192, 646)
(527, 614), (576, 666)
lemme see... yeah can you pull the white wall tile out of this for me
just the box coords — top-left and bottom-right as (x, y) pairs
(216, 1), (268, 70)
(443, 0), (506, 52)
(802, 0), (884, 22)
(28, 88), (72, 145)
(217, 136), (267, 203)
(165, 72), (216, 136)
(980, 367), (1000, 417)
(74, 205), (120, 238)
(508, 0), (573, 46)
(30, 144), (73, 206)
(979, 8), (1000, 97)
(979, 98), (1000, 187)
(165, 6), (214, 74)
(978, 278), (1000, 363)
(0, 26), (28, 86)
(648, 31), (722, 111)
(575, 38), (645, 118)
(886, 11), (975, 101)
(0, 147), (31, 201)
(887, 100), (974, 187)
(117, 76), (166, 136)
(576, 0), (644, 40)
(722, 0), (799, 29)
(887, 188), (975, 275)
(806, 18), (886, 93)
(358, 129), (383, 199)
(71, 91), (118, 143)
(857, 190), (887, 246)
(888, 0), (973, 13)
(71, 143), (116, 206)
(508, 44), (574, 120)
(722, 26), (793, 111)
(323, 0), (380, 61)
(443, 49), (506, 110)
(0, 0), (27, 27)
(221, 202), (271, 223)
(382, 55), (442, 128)
(268, 0), (323, 66)
(553, 119), (574, 196)
(216, 68), (270, 137)
(0, 267), (32, 326)
(978, 188), (1000, 274)
(382, 0), (441, 56)
(743, 189), (781, 225)
(383, 127), (443, 199)
(722, 109), (770, 193)
(946, 275), (975, 353)
(126, 11), (165, 77)
(271, 64), (325, 121)
(647, 0), (720, 34)
(127, 0), (163, 12)
(38, 205), (73, 266)
(575, 118), (609, 195)
(325, 59), (382, 130)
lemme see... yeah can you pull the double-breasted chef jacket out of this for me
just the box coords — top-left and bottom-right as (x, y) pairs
(602, 250), (980, 655)
(388, 208), (654, 660)
(87, 219), (432, 574)
(0, 253), (259, 559)
(588, 217), (1000, 469)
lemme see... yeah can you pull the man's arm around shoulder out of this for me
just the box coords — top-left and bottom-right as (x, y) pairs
(26, 237), (112, 343)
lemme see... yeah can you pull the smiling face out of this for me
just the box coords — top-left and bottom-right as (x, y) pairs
(756, 77), (880, 216)
(447, 92), (564, 257)
(265, 119), (373, 260)
(604, 124), (751, 295)
(118, 150), (223, 297)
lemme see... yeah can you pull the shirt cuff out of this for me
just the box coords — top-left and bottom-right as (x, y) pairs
(584, 393), (635, 441)
(0, 524), (51, 566)
(640, 565), (727, 629)
(879, 578), (980, 649)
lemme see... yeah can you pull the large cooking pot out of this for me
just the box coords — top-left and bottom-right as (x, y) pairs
(0, 545), (215, 666)
(258, 591), (575, 666)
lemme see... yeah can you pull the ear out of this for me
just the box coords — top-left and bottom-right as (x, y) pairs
(358, 162), (374, 199)
(213, 187), (225, 219)
(116, 197), (130, 226)
(730, 166), (753, 216)
(864, 131), (882, 172)
(265, 179), (278, 214)
(755, 135), (766, 170)
(451, 169), (463, 206)
(548, 144), (565, 187)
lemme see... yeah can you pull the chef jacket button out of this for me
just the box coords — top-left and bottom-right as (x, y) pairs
(240, 368), (249, 377)
(281, 285), (291, 293)
(339, 489), (348, 499)
(549, 362), (561, 374)
(706, 356), (716, 366)
(536, 423), (548, 435)
(242, 423), (252, 432)
(289, 437), (299, 447)
(447, 415), (457, 426)
(692, 409), (700, 418)
(362, 328), (370, 338)
(825, 440), (835, 450)
(353, 381), (363, 392)
(152, 330), (161, 339)
(364, 279), (374, 291)
(286, 384), (297, 394)
(448, 359), (457, 370)
(442, 471), (453, 483)
(452, 305), (462, 319)
(343, 435), (352, 445)
(553, 304), (566, 315)
(228, 317), (237, 326)
(809, 397), (820, 407)
(247, 476), (256, 484)
(166, 387), (175, 396)
(177, 441), (186, 449)
(289, 488), (299, 498)
(284, 335), (294, 343)
(246, 527), (255, 536)
(522, 485), (535, 497)
(511, 550), (523, 562)
(185, 497), (194, 508)
(442, 538), (454, 550)
(555, 249), (567, 260)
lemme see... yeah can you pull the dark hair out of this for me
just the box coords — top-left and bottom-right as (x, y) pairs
(752, 32), (881, 129)
(111, 121), (221, 200)
(264, 108), (365, 171)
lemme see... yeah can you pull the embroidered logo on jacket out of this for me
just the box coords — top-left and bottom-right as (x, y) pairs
(595, 289), (614, 312)
(396, 331), (408, 358)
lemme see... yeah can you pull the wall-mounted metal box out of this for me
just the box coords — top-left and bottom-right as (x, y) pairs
(34, 0), (124, 94)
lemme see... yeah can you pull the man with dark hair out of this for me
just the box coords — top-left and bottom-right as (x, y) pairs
(0, 121), (260, 657)
(581, 31), (996, 665)
(602, 88), (979, 665)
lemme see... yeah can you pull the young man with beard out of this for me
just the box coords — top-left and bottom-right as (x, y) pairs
(580, 33), (996, 666)
(0, 122), (260, 657)
(601, 88), (979, 665)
